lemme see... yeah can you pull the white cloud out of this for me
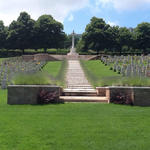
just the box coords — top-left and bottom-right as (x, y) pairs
(97, 0), (150, 11)
(68, 14), (74, 21)
(107, 21), (118, 26)
(0, 0), (89, 26)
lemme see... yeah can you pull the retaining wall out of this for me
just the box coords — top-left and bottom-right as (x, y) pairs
(8, 85), (62, 105)
(96, 86), (150, 106)
(22, 54), (99, 61)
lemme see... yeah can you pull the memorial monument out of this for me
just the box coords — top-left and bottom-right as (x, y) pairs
(67, 30), (78, 56)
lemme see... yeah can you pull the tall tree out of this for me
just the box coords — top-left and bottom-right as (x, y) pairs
(135, 22), (150, 53)
(81, 17), (109, 54)
(7, 12), (35, 53)
(0, 21), (7, 49)
(35, 15), (65, 53)
(118, 27), (133, 53)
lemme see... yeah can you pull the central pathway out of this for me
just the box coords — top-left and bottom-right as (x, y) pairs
(60, 59), (108, 103)
(66, 60), (94, 90)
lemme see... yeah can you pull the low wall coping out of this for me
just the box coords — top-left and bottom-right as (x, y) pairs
(96, 86), (150, 89)
(8, 85), (60, 88)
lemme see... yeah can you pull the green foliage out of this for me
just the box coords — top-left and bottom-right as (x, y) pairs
(1, 90), (150, 150)
(0, 13), (150, 55)
(7, 12), (35, 53)
(77, 17), (150, 55)
(3, 12), (66, 54)
(135, 22), (150, 53)
(0, 48), (69, 57)
(0, 21), (7, 49)
(81, 17), (110, 53)
(12, 72), (52, 85)
(35, 15), (66, 52)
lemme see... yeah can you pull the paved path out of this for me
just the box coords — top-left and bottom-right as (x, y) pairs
(66, 60), (94, 90)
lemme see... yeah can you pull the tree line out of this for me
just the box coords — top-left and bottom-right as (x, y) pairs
(0, 12), (68, 54)
(0, 13), (150, 55)
(77, 17), (150, 54)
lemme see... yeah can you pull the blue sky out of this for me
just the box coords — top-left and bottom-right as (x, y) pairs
(64, 0), (150, 34)
(1, 0), (150, 34)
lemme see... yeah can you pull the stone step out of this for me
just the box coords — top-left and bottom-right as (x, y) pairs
(63, 89), (97, 96)
(67, 86), (92, 88)
(64, 88), (96, 92)
(59, 96), (109, 103)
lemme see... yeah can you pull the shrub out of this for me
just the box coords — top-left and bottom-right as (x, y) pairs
(110, 89), (133, 105)
(37, 89), (58, 104)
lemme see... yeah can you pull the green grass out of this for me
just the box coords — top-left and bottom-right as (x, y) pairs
(81, 60), (150, 87)
(43, 61), (62, 78)
(81, 60), (121, 87)
(1, 90), (150, 150)
(12, 72), (52, 85)
(42, 60), (67, 87)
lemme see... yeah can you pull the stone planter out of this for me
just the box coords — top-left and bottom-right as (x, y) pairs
(8, 85), (62, 105)
(96, 86), (150, 106)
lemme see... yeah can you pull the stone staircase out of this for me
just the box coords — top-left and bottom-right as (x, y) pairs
(59, 60), (109, 103)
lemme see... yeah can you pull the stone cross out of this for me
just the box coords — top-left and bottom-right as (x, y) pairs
(72, 30), (75, 49)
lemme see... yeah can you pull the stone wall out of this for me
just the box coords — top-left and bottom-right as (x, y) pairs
(96, 86), (150, 106)
(96, 87), (108, 96)
(79, 55), (100, 60)
(22, 55), (34, 61)
(49, 55), (67, 60)
(22, 54), (99, 61)
(8, 85), (62, 105)
(133, 87), (150, 106)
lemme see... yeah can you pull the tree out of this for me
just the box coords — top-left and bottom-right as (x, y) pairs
(35, 15), (65, 53)
(0, 21), (7, 49)
(118, 27), (133, 53)
(135, 22), (150, 53)
(81, 17), (110, 54)
(7, 12), (35, 53)
(104, 26), (120, 52)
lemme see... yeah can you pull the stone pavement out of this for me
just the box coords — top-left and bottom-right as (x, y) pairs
(66, 60), (94, 90)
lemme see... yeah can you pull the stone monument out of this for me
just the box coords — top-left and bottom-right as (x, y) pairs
(67, 30), (78, 56)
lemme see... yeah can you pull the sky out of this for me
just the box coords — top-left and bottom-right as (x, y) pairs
(1, 0), (150, 34)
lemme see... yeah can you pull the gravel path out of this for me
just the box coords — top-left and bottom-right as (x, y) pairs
(66, 60), (94, 89)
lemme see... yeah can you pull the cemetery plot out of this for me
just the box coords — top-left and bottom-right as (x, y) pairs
(100, 55), (150, 77)
(0, 57), (46, 89)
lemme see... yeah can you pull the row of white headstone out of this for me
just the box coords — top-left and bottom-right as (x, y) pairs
(0, 57), (46, 89)
(101, 55), (150, 77)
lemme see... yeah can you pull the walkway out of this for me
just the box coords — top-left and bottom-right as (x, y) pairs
(66, 60), (94, 90)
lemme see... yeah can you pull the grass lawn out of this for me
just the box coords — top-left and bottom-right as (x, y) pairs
(1, 90), (150, 150)
(81, 60), (120, 78)
(81, 60), (121, 87)
(42, 61), (62, 78)
(42, 60), (67, 87)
